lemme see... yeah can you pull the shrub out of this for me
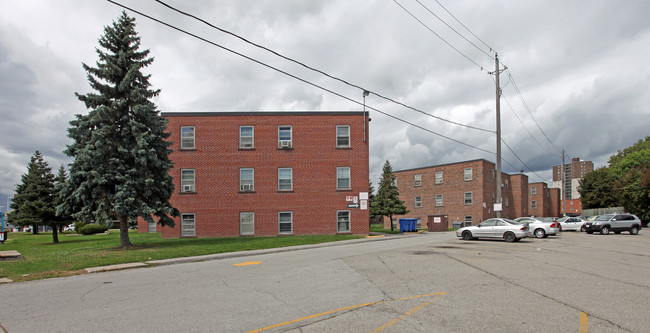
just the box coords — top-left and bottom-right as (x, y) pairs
(74, 222), (87, 234)
(79, 224), (109, 235)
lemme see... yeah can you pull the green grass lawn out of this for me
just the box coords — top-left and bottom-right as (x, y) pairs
(0, 231), (362, 282)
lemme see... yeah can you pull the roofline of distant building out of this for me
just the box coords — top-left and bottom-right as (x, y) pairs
(394, 158), (495, 173)
(161, 111), (366, 117)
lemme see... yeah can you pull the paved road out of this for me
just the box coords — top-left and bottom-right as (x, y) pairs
(1, 230), (649, 332)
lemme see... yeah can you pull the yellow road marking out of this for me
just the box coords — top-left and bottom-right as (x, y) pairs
(247, 292), (446, 333)
(580, 311), (588, 333)
(370, 301), (432, 333)
(233, 261), (262, 267)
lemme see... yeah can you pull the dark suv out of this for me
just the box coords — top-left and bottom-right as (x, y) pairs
(583, 214), (642, 235)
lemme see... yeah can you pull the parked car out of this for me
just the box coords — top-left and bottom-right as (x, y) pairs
(583, 214), (642, 235)
(514, 217), (560, 238)
(558, 217), (586, 231)
(456, 218), (529, 242)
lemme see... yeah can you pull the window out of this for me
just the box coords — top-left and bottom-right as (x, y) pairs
(336, 125), (350, 148)
(414, 196), (422, 208)
(180, 126), (195, 149)
(278, 168), (293, 191)
(240, 168), (254, 191)
(148, 221), (156, 233)
(239, 126), (254, 148)
(337, 167), (351, 190)
(435, 171), (443, 184)
(436, 194), (443, 207)
(240, 212), (254, 235)
(464, 192), (473, 205)
(464, 167), (473, 181)
(181, 214), (195, 237)
(464, 215), (472, 226)
(337, 210), (350, 232)
(414, 174), (422, 187)
(531, 186), (537, 195)
(531, 200), (537, 208)
(180, 169), (195, 192)
(278, 125), (292, 148)
(279, 212), (292, 234)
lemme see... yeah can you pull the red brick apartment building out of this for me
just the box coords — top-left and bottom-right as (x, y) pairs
(138, 112), (370, 238)
(390, 159), (532, 231)
(528, 182), (561, 217)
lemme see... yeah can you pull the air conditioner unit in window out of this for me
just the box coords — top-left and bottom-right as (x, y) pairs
(241, 184), (253, 191)
(279, 140), (292, 148)
(183, 185), (194, 192)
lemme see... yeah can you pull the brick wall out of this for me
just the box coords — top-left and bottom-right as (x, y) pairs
(138, 112), (370, 238)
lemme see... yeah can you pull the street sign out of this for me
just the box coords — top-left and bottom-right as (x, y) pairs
(347, 203), (360, 208)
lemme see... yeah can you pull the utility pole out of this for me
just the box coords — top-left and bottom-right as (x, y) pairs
(562, 149), (566, 216)
(560, 149), (566, 214)
(494, 53), (503, 218)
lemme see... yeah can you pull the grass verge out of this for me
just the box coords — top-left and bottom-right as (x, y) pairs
(0, 231), (362, 282)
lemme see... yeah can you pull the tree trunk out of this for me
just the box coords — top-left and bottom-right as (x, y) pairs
(52, 225), (59, 243)
(119, 215), (132, 249)
(32, 224), (38, 234)
(389, 214), (394, 231)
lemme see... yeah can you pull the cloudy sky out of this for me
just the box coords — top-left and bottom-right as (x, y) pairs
(1, 0), (649, 207)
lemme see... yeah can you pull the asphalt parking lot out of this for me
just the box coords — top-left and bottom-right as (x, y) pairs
(335, 230), (650, 332)
(1, 230), (648, 332)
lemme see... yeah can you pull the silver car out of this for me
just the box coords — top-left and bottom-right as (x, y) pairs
(456, 218), (529, 242)
(558, 217), (586, 231)
(515, 217), (560, 238)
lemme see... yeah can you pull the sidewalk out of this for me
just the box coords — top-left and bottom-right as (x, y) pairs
(84, 232), (425, 273)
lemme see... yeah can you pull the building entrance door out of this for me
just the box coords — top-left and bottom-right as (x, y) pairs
(427, 215), (448, 232)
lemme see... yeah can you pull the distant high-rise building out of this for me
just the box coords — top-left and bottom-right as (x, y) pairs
(552, 158), (593, 214)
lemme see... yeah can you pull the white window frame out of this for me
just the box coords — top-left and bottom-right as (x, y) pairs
(337, 167), (351, 190)
(435, 171), (443, 184)
(278, 211), (293, 234)
(531, 186), (537, 195)
(240, 168), (254, 192)
(337, 210), (350, 233)
(180, 169), (195, 193)
(278, 125), (292, 148)
(414, 196), (422, 208)
(414, 174), (422, 187)
(180, 126), (195, 150)
(464, 215), (473, 226)
(336, 125), (350, 148)
(148, 221), (156, 233)
(239, 126), (254, 149)
(436, 194), (443, 207)
(531, 200), (537, 208)
(464, 192), (473, 205)
(278, 168), (293, 191)
(464, 167), (473, 181)
(240, 212), (254, 235)
(181, 213), (195, 237)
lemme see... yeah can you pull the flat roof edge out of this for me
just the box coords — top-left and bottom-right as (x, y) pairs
(161, 111), (366, 117)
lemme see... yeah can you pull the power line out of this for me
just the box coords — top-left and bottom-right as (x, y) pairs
(106, 0), (496, 155)
(432, 0), (495, 53)
(414, 0), (493, 59)
(153, 0), (493, 134)
(501, 92), (554, 155)
(501, 138), (550, 183)
(392, 0), (489, 71)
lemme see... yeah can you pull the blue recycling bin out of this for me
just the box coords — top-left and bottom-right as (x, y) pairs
(399, 218), (418, 233)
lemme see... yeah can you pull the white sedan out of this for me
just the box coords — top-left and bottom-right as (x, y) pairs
(558, 217), (586, 231)
(514, 217), (560, 238)
(456, 218), (529, 242)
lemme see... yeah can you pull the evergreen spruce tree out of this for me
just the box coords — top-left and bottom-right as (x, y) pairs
(52, 165), (74, 240)
(370, 160), (408, 231)
(9, 151), (56, 236)
(59, 12), (178, 248)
